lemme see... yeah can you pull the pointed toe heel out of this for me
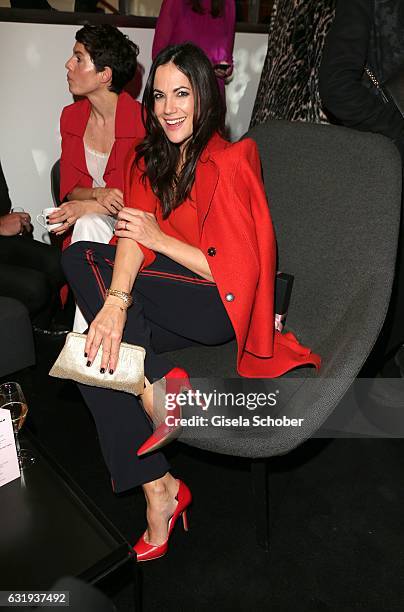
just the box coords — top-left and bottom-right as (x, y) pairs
(138, 367), (203, 456)
(133, 480), (192, 562)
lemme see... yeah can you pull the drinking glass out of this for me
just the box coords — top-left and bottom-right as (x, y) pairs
(0, 382), (35, 469)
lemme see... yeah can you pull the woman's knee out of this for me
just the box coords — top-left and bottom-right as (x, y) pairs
(197, 324), (235, 346)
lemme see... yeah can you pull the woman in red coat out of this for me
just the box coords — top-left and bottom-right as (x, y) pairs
(51, 24), (143, 237)
(62, 43), (320, 562)
(50, 24), (144, 330)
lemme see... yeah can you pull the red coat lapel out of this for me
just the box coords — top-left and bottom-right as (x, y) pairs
(195, 133), (230, 234)
(63, 93), (142, 179)
(105, 92), (141, 178)
(195, 158), (219, 235)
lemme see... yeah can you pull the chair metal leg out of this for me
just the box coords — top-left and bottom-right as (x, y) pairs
(251, 458), (270, 551)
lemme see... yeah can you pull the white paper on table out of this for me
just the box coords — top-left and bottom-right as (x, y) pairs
(0, 408), (20, 486)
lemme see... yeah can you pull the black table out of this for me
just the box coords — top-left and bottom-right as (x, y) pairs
(0, 433), (140, 609)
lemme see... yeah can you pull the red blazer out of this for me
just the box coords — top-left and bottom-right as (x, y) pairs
(58, 92), (144, 305)
(124, 133), (321, 378)
(59, 91), (145, 202)
(58, 91), (145, 264)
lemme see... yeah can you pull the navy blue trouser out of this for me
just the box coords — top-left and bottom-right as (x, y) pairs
(62, 241), (234, 492)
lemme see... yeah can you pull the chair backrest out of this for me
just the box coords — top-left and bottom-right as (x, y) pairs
(51, 159), (61, 207)
(179, 120), (403, 458)
(248, 120), (401, 375)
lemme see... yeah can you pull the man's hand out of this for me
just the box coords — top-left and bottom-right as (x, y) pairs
(0, 212), (31, 236)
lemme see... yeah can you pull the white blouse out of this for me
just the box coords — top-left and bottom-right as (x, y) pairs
(84, 143), (110, 188)
(71, 143), (116, 333)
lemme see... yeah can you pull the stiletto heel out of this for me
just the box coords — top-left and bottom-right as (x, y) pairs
(134, 480), (192, 562)
(137, 367), (204, 456)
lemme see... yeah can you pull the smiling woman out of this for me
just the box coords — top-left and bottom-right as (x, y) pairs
(61, 42), (320, 564)
(136, 43), (224, 217)
(153, 63), (195, 149)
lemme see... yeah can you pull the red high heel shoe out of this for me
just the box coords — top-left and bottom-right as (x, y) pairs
(137, 367), (203, 456)
(134, 479), (192, 562)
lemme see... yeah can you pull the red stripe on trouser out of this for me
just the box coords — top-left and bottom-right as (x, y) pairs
(139, 269), (216, 286)
(85, 249), (107, 299)
(105, 255), (216, 286)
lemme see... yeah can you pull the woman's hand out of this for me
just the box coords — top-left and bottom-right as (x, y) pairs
(115, 207), (213, 280)
(48, 200), (87, 236)
(85, 301), (127, 374)
(93, 187), (124, 215)
(114, 208), (166, 251)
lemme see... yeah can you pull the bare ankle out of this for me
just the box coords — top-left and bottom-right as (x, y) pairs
(143, 473), (176, 496)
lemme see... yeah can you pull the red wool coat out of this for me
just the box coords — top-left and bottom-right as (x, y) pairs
(124, 133), (321, 378)
(59, 91), (144, 202)
(58, 92), (145, 304)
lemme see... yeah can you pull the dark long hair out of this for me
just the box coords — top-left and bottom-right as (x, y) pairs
(135, 43), (225, 218)
(190, 0), (224, 17)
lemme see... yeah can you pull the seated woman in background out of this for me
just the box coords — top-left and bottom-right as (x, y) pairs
(152, 0), (236, 102)
(49, 23), (144, 331)
(62, 43), (320, 562)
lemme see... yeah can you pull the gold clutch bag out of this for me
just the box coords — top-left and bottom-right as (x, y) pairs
(49, 332), (145, 396)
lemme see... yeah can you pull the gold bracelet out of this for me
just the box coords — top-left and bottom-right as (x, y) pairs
(104, 303), (125, 312)
(105, 288), (133, 308)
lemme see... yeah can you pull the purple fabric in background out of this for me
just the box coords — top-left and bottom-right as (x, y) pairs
(152, 0), (236, 98)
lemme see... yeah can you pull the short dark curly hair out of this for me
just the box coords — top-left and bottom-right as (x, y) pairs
(75, 24), (139, 94)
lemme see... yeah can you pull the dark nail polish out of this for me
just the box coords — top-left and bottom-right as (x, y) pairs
(100, 368), (106, 374)
(84, 352), (88, 358)
(86, 360), (91, 367)
(109, 369), (114, 375)
(46, 216), (49, 220)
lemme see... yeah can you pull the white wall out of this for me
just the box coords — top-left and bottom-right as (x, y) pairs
(0, 22), (267, 240)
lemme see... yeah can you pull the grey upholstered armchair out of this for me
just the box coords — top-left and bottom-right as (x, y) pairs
(165, 120), (402, 548)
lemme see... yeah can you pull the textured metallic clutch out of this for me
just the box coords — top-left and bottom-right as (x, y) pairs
(49, 332), (145, 396)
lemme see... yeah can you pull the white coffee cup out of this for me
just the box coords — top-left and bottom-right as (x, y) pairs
(36, 207), (63, 230)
